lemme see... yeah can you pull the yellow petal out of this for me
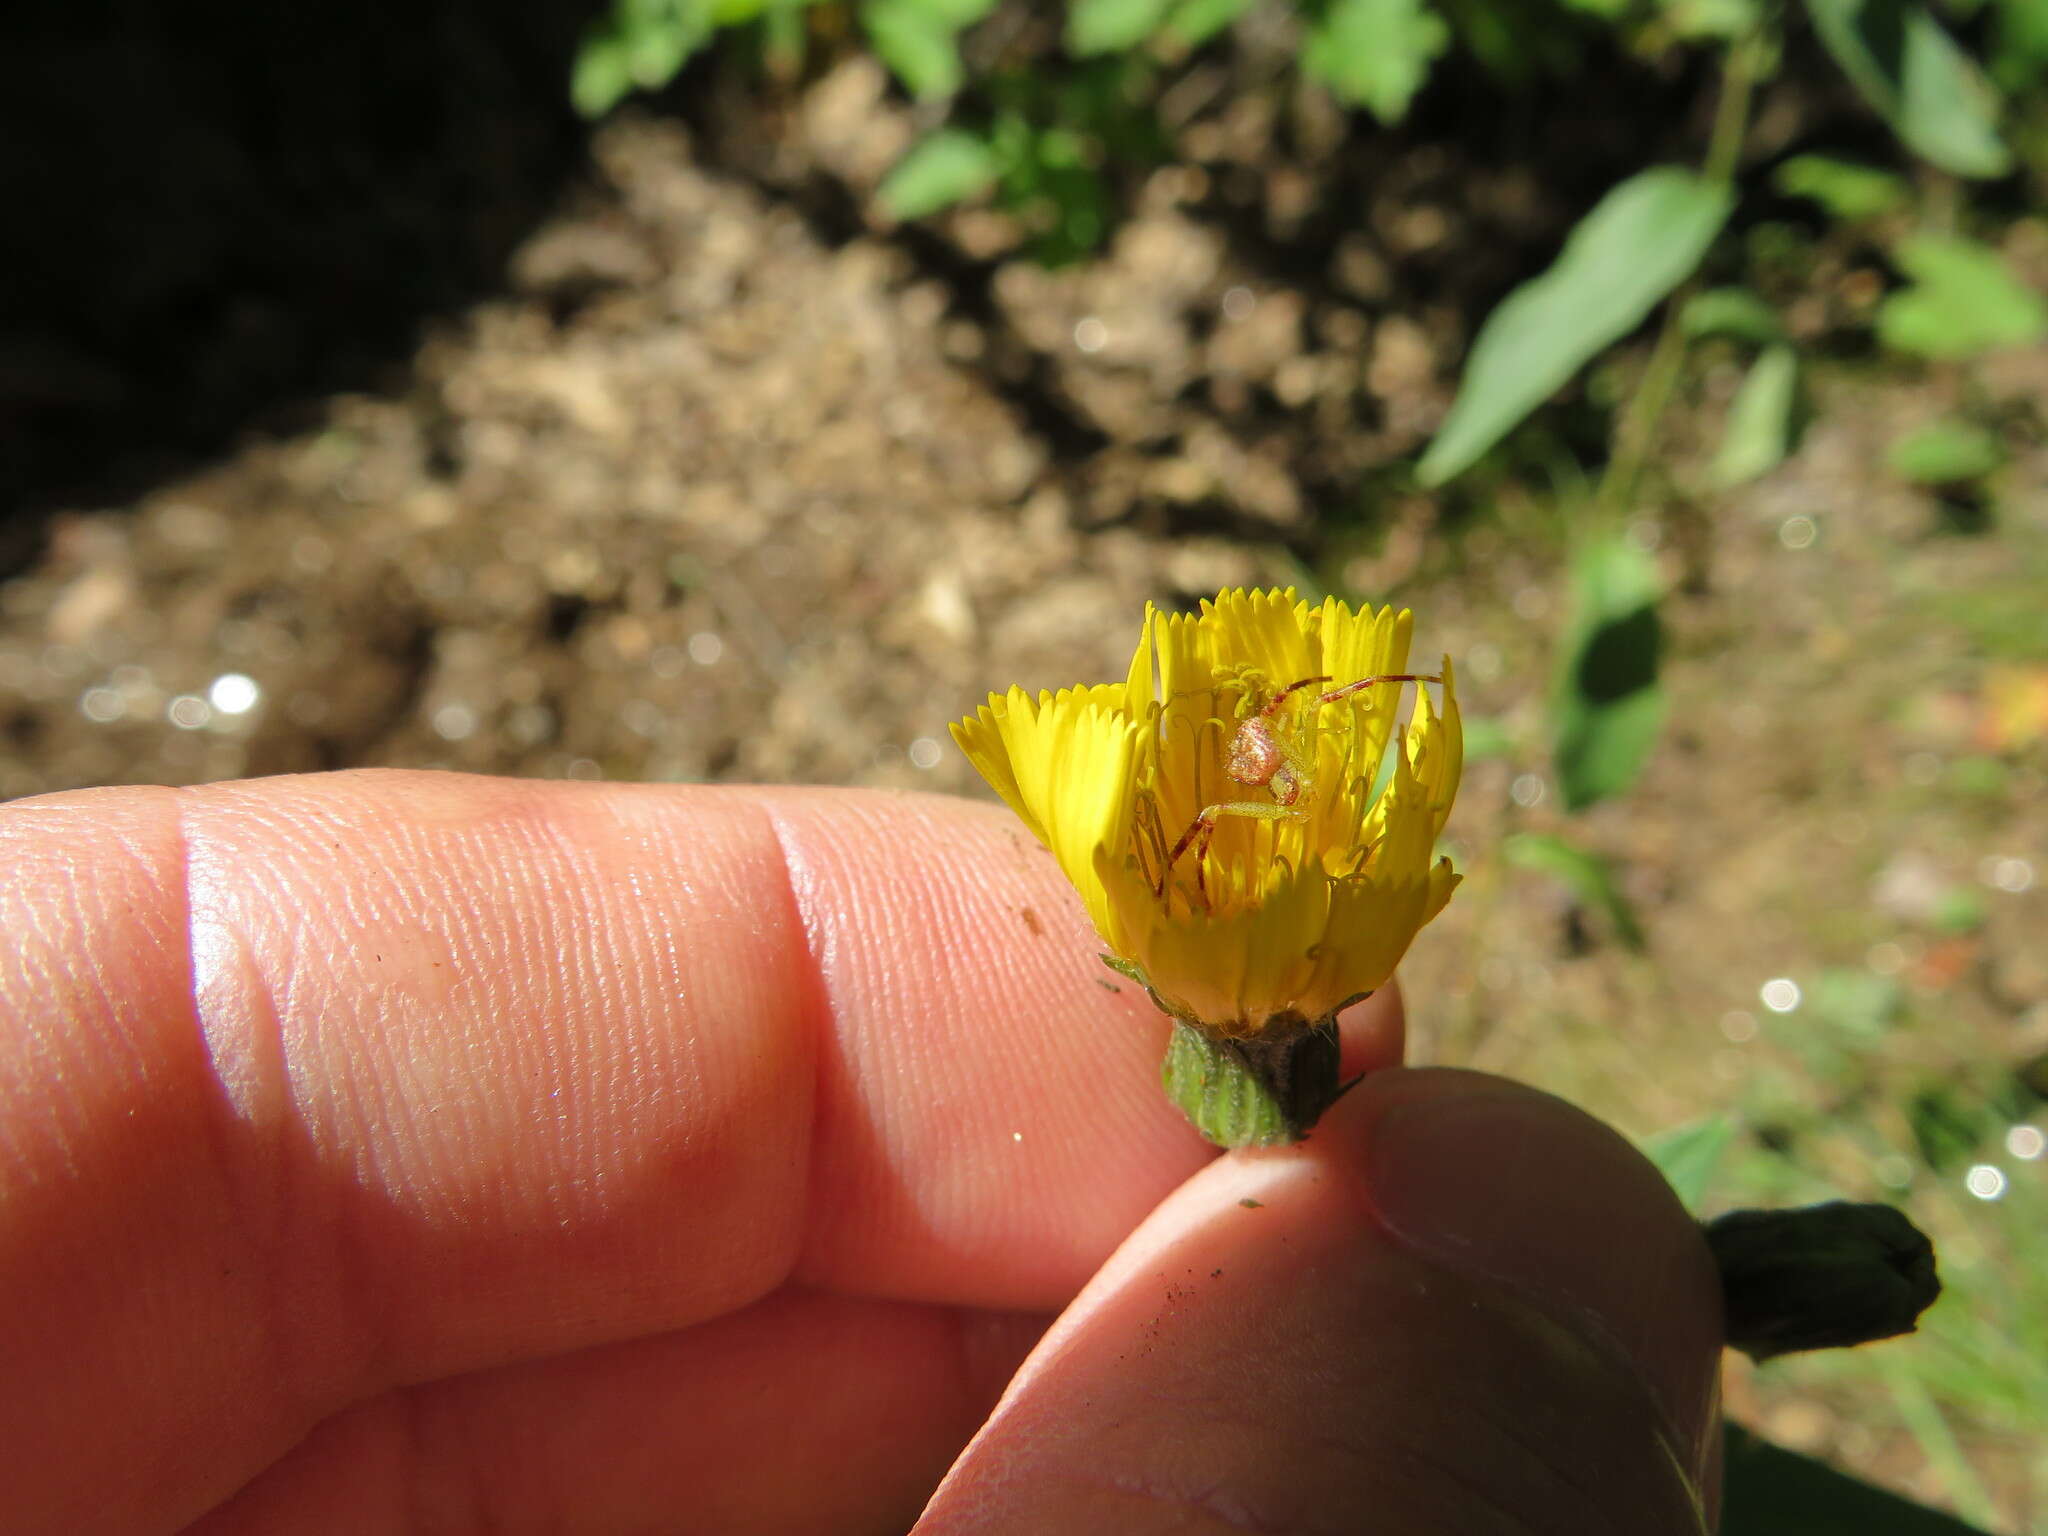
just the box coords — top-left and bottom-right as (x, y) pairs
(953, 588), (1462, 1036)
(950, 688), (1041, 842)
(1203, 588), (1315, 694)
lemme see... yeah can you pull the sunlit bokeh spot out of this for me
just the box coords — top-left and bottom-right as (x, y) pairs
(166, 695), (211, 731)
(208, 673), (261, 715)
(1760, 977), (1801, 1013)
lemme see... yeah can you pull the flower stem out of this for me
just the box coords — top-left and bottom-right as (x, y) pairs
(1596, 26), (1764, 523)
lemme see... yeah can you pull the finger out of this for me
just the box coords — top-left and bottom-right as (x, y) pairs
(182, 1290), (1048, 1536)
(915, 1069), (1723, 1534)
(763, 789), (1403, 1294)
(1336, 986), (1403, 1079)
(0, 772), (1406, 1533)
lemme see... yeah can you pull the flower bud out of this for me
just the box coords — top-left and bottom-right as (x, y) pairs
(955, 589), (1460, 1145)
(1706, 1200), (1941, 1362)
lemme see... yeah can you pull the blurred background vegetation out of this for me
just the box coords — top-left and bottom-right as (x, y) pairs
(2, 0), (2043, 1527)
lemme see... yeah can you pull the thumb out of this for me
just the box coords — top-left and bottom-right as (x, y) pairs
(915, 1068), (1724, 1534)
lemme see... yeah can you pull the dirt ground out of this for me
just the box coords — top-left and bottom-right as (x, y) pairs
(2, 40), (2045, 1529)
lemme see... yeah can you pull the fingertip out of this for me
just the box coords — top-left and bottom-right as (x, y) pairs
(1329, 1069), (1723, 1481)
(750, 788), (1210, 1304)
(920, 1068), (1721, 1535)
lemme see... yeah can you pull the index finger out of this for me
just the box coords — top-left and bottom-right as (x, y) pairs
(1, 771), (1403, 1525)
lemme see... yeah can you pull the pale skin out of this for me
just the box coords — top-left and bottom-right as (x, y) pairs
(1159, 671), (1443, 906)
(0, 771), (1722, 1534)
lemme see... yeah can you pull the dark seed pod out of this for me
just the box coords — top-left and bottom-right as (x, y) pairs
(1706, 1200), (1941, 1362)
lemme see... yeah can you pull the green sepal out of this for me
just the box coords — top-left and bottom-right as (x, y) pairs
(1098, 953), (1151, 986)
(1161, 1015), (1346, 1147)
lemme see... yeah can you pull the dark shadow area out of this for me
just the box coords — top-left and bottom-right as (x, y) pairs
(0, 0), (607, 570)
(1574, 602), (1663, 705)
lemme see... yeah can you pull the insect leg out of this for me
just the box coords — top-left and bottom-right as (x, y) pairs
(1259, 675), (1333, 719)
(1314, 673), (1442, 708)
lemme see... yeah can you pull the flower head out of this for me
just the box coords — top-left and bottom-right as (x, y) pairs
(954, 588), (1460, 1038)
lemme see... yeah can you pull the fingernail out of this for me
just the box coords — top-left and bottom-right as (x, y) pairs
(1344, 1070), (1723, 1471)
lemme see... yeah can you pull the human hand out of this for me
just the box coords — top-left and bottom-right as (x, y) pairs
(1, 771), (1722, 1533)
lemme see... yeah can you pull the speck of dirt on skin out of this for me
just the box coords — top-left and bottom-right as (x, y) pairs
(1093, 977), (1122, 993)
(1019, 905), (1043, 936)
(1239, 1197), (1263, 1208)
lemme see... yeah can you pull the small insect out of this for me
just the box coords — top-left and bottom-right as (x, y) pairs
(1157, 670), (1441, 906)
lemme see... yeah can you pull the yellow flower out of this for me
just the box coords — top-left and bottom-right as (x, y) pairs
(954, 588), (1460, 1037)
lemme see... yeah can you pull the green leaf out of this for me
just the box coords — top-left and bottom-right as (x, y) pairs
(1641, 1116), (1734, 1209)
(879, 0), (996, 22)
(861, 3), (957, 97)
(1551, 537), (1666, 811)
(1417, 168), (1733, 486)
(1772, 154), (1911, 220)
(1662, 0), (1765, 40)
(1714, 345), (1800, 487)
(571, 33), (637, 117)
(1503, 831), (1648, 950)
(1302, 0), (1451, 124)
(1909, 1082), (1990, 1170)
(1933, 884), (1987, 933)
(622, 0), (711, 86)
(1681, 286), (1786, 345)
(1163, 0), (1257, 44)
(1067, 0), (1175, 53)
(1877, 234), (2048, 359)
(879, 129), (1002, 219)
(1804, 0), (2013, 178)
(1992, 0), (2048, 90)
(622, 27), (694, 88)
(861, 0), (991, 97)
(572, 0), (719, 114)
(1722, 1424), (1998, 1533)
(1889, 417), (2006, 483)
(1808, 967), (1904, 1040)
